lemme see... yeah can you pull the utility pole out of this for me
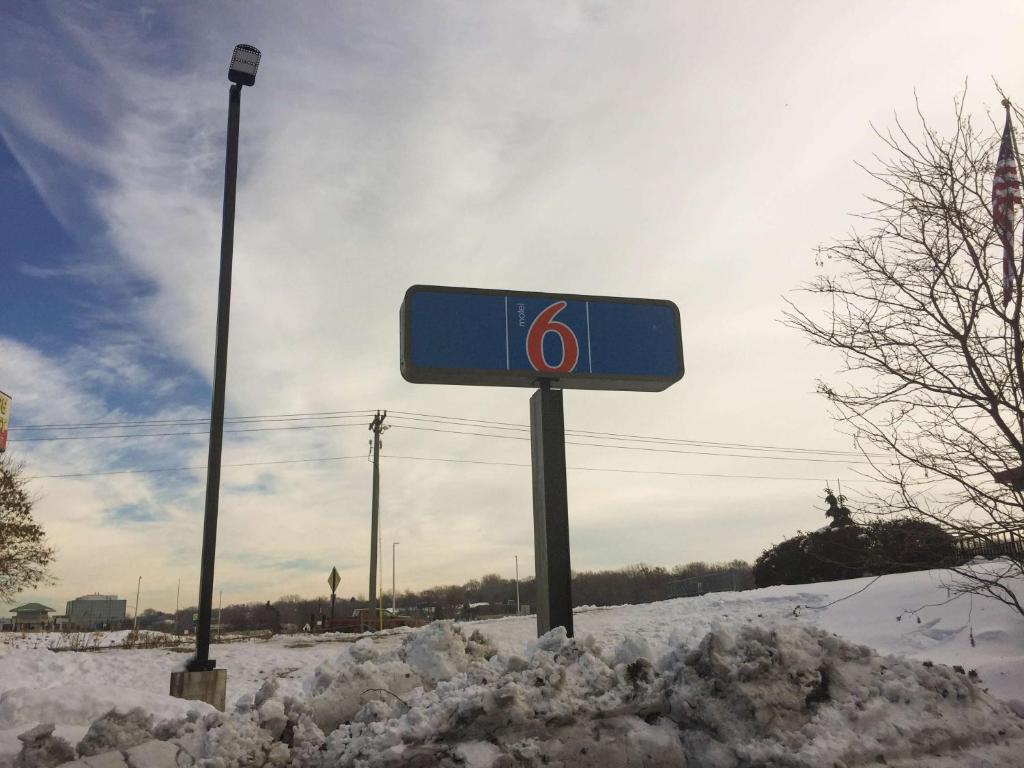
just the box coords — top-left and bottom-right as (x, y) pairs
(175, 579), (180, 638)
(368, 411), (387, 632)
(133, 576), (141, 633)
(217, 590), (223, 641)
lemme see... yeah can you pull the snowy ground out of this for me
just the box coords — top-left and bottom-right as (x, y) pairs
(1, 563), (1023, 766)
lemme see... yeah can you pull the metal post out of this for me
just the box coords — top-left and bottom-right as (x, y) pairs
(175, 579), (180, 638)
(331, 591), (336, 620)
(392, 542), (398, 614)
(378, 530), (384, 630)
(133, 576), (141, 633)
(529, 383), (573, 637)
(515, 555), (520, 616)
(368, 411), (386, 631)
(189, 83), (242, 673)
(217, 591), (222, 641)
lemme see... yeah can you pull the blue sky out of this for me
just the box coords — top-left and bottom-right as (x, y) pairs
(2, 1), (1024, 614)
(2, 136), (80, 351)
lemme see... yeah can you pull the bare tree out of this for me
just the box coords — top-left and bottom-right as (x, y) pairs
(785, 90), (1024, 615)
(0, 455), (55, 601)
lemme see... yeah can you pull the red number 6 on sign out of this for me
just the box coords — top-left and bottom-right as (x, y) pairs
(526, 301), (580, 373)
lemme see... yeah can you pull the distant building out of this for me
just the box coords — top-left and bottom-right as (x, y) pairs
(11, 603), (55, 631)
(65, 594), (127, 630)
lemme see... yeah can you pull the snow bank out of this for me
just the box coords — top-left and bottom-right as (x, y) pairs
(10, 620), (1022, 767)
(469, 561), (1024, 702)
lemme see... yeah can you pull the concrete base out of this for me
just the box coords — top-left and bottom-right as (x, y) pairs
(170, 669), (227, 711)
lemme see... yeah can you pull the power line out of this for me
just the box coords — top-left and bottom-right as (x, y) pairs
(386, 423), (881, 465)
(15, 421), (370, 442)
(11, 410), (377, 431)
(10, 406), (877, 459)
(25, 454), (368, 480)
(388, 410), (881, 458)
(11, 415), (880, 465)
(12, 413), (880, 465)
(382, 454), (877, 482)
(388, 417), (877, 460)
(23, 451), (868, 483)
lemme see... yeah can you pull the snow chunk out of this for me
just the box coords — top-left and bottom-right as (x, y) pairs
(123, 740), (180, 768)
(256, 700), (287, 740)
(348, 638), (378, 663)
(14, 724), (74, 768)
(76, 709), (153, 758)
(60, 752), (128, 768)
(612, 633), (654, 666)
(306, 652), (421, 733)
(453, 740), (502, 767)
(401, 621), (475, 686)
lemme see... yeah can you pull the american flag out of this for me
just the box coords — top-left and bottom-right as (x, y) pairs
(994, 107), (1022, 306)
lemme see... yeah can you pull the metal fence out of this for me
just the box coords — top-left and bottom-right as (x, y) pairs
(953, 531), (1024, 561)
(666, 568), (754, 599)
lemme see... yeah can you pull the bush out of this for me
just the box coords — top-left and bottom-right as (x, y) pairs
(866, 519), (956, 574)
(753, 534), (811, 587)
(754, 518), (957, 588)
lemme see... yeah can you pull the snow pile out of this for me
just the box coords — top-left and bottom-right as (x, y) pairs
(13, 620), (1022, 767)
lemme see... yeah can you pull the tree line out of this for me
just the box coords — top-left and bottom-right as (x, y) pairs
(136, 558), (753, 633)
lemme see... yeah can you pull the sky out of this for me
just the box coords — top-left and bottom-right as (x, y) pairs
(2, 1), (1023, 615)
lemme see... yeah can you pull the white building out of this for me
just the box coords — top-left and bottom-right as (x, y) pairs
(65, 594), (127, 630)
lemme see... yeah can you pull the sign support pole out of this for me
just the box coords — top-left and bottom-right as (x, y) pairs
(530, 382), (573, 637)
(327, 566), (341, 623)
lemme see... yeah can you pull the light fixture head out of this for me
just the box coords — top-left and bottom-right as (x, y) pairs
(228, 44), (261, 86)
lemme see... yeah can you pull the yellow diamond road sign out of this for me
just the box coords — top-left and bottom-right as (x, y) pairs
(328, 567), (341, 593)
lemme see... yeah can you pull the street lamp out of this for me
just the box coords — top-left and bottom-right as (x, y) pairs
(392, 542), (399, 614)
(228, 45), (260, 86)
(188, 43), (261, 676)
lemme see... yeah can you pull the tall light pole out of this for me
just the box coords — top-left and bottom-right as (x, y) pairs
(392, 542), (399, 614)
(515, 555), (520, 616)
(188, 44), (261, 674)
